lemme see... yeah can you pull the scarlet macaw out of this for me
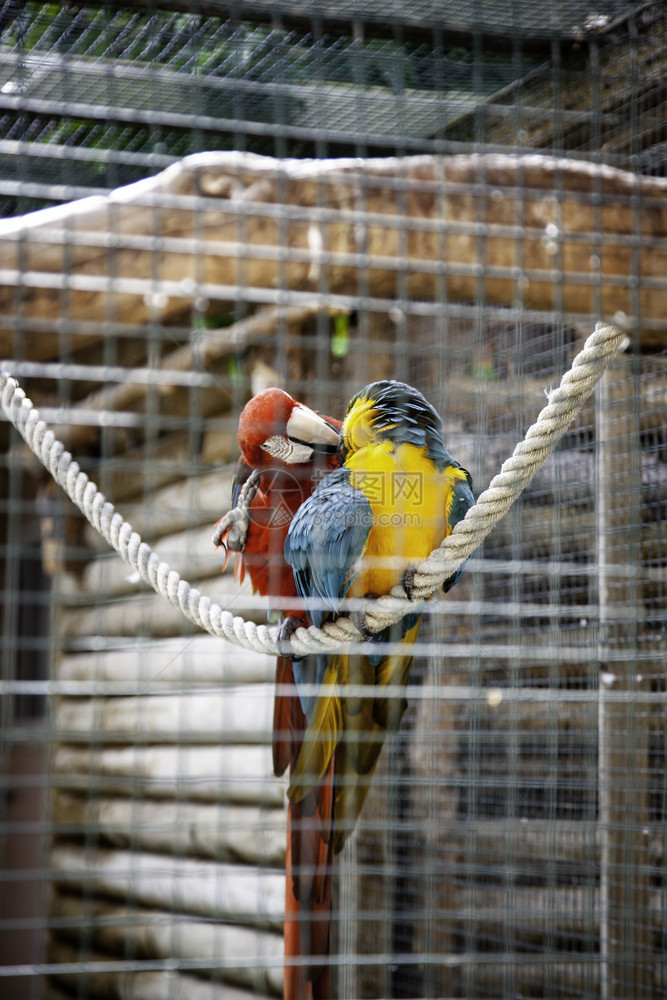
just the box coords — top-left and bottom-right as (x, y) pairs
(284, 379), (475, 850)
(214, 387), (341, 1000)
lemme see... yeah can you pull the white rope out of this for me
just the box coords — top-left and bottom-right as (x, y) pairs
(0, 321), (626, 656)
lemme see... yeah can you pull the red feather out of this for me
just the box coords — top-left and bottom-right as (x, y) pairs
(215, 388), (341, 1000)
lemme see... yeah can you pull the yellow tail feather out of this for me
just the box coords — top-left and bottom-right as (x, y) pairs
(287, 658), (345, 803)
(288, 618), (422, 851)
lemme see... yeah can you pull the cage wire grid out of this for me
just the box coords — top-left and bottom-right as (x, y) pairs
(0, 2), (666, 1000)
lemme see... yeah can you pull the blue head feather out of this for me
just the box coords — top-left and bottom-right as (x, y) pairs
(342, 379), (456, 471)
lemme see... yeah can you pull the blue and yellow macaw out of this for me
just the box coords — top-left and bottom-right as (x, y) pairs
(284, 379), (475, 850)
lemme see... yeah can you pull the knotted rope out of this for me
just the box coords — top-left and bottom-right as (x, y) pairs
(1, 321), (626, 656)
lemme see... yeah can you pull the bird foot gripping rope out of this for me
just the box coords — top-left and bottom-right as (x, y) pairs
(0, 321), (626, 658)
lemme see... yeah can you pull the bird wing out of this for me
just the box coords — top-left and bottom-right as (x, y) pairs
(285, 468), (373, 628)
(442, 466), (476, 593)
(283, 468), (372, 814)
(285, 470), (429, 848)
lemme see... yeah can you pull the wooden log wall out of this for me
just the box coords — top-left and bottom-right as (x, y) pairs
(0, 152), (665, 356)
(0, 152), (664, 998)
(45, 438), (286, 998)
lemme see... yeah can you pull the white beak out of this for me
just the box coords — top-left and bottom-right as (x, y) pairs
(286, 404), (339, 447)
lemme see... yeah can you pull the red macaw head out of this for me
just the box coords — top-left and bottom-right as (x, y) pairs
(238, 387), (341, 468)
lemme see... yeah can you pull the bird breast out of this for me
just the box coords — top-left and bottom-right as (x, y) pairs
(345, 441), (449, 598)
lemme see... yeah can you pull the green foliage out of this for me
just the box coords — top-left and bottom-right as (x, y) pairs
(331, 314), (351, 358)
(471, 359), (496, 382)
(3, 2), (519, 95)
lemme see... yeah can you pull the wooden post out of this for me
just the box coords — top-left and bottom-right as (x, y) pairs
(596, 354), (652, 998)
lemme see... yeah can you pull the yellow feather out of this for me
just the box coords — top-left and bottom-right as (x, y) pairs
(287, 657), (345, 804)
(288, 620), (422, 852)
(345, 441), (453, 597)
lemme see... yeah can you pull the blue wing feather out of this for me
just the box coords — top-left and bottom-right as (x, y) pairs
(284, 468), (372, 626)
(442, 472), (476, 593)
(285, 468), (373, 719)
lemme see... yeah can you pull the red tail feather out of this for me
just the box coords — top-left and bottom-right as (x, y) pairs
(278, 657), (335, 999)
(284, 763), (335, 1000)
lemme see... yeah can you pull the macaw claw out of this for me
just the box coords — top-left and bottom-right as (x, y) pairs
(278, 615), (305, 658)
(349, 609), (375, 641)
(212, 506), (248, 551)
(212, 467), (262, 551)
(402, 566), (417, 601)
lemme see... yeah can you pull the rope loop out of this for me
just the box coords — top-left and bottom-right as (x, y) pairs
(0, 321), (626, 657)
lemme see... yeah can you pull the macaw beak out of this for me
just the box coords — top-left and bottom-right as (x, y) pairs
(287, 403), (340, 450)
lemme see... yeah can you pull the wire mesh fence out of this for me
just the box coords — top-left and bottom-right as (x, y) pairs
(0, 3), (666, 999)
